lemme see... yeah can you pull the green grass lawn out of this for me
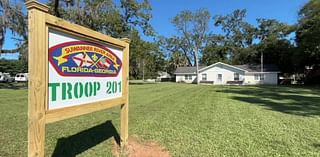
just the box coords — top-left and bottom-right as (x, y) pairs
(1, 83), (320, 156)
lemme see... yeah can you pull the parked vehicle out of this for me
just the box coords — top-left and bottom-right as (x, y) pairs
(15, 73), (28, 82)
(0, 72), (14, 82)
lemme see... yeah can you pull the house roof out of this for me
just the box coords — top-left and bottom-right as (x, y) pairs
(174, 62), (280, 74)
(174, 66), (206, 74)
(234, 64), (280, 72)
(199, 62), (247, 72)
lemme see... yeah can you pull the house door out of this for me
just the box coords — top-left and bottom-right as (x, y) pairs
(217, 74), (222, 84)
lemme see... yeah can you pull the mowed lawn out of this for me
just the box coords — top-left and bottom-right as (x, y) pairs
(1, 83), (320, 156)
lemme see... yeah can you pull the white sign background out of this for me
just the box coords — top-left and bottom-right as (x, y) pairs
(48, 29), (123, 110)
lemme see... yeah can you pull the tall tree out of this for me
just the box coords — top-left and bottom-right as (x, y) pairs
(48, 0), (153, 38)
(0, 0), (27, 61)
(170, 8), (210, 66)
(129, 30), (165, 79)
(201, 35), (230, 65)
(162, 8), (210, 84)
(213, 9), (256, 64)
(296, 0), (320, 69)
(254, 19), (295, 73)
(295, 0), (320, 84)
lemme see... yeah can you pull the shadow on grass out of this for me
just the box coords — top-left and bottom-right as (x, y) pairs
(313, 143), (320, 149)
(52, 120), (120, 157)
(216, 86), (320, 117)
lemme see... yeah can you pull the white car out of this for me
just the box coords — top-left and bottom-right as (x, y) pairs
(0, 72), (14, 82)
(15, 73), (28, 82)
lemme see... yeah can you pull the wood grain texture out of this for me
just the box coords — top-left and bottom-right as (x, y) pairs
(120, 38), (130, 146)
(25, 0), (49, 12)
(45, 98), (125, 124)
(27, 1), (49, 157)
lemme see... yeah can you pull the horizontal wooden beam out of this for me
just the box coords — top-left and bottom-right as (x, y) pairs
(45, 98), (125, 124)
(45, 14), (127, 49)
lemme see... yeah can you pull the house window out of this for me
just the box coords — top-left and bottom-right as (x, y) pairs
(234, 73), (239, 81)
(260, 74), (265, 80)
(217, 74), (222, 82)
(202, 73), (207, 81)
(254, 74), (265, 81)
(184, 75), (192, 80)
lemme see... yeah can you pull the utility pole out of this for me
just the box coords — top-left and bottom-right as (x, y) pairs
(142, 58), (145, 81)
(195, 47), (200, 85)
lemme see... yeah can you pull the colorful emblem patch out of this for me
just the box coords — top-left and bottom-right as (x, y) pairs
(49, 41), (122, 77)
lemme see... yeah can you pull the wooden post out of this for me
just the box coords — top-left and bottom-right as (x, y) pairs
(26, 1), (49, 157)
(120, 38), (130, 147)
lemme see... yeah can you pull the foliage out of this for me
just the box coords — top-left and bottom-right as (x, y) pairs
(48, 0), (153, 38)
(296, 0), (320, 68)
(166, 51), (189, 74)
(161, 8), (211, 66)
(0, 58), (27, 75)
(0, 0), (28, 61)
(129, 30), (165, 79)
(214, 9), (255, 49)
(201, 9), (295, 74)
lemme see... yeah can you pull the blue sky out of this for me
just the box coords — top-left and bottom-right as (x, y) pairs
(2, 0), (308, 59)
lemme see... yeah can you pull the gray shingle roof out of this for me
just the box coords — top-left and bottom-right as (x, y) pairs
(234, 64), (280, 72)
(174, 63), (280, 74)
(174, 66), (206, 74)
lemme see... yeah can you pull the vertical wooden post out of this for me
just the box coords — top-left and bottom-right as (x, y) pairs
(26, 1), (49, 157)
(120, 38), (130, 147)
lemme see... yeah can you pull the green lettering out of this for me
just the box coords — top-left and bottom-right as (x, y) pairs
(48, 83), (60, 101)
(85, 82), (93, 97)
(74, 82), (83, 98)
(62, 82), (73, 100)
(94, 82), (100, 96)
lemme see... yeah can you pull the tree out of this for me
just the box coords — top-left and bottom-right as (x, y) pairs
(0, 58), (27, 75)
(129, 30), (165, 79)
(162, 8), (210, 84)
(213, 9), (256, 64)
(48, 0), (153, 38)
(296, 0), (320, 69)
(253, 19), (295, 73)
(295, 0), (320, 84)
(166, 51), (188, 74)
(0, 0), (28, 61)
(201, 35), (230, 65)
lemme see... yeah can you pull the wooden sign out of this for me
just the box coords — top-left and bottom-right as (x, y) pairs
(26, 1), (129, 156)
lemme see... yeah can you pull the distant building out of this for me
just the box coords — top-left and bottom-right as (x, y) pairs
(156, 71), (172, 82)
(174, 62), (280, 85)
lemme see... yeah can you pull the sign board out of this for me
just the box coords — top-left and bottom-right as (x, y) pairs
(48, 30), (123, 110)
(26, 1), (129, 157)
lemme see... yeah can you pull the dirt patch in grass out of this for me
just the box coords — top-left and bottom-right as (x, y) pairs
(112, 136), (171, 157)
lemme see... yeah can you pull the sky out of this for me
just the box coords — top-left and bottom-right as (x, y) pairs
(1, 0), (308, 59)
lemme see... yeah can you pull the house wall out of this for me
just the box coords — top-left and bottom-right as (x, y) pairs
(200, 64), (245, 84)
(175, 74), (197, 83)
(244, 73), (278, 85)
(175, 63), (279, 85)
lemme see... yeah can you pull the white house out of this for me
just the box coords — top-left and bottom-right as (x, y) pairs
(174, 62), (280, 85)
